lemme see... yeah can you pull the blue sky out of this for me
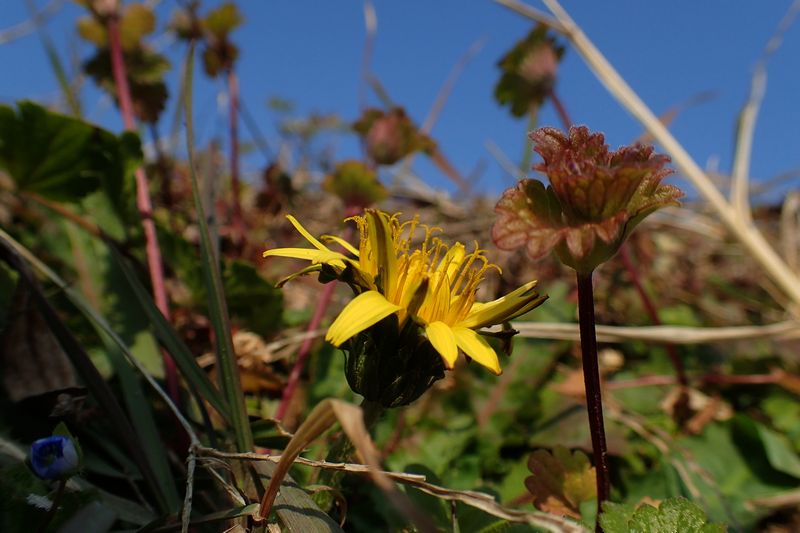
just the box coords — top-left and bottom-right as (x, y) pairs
(2, 1), (799, 201)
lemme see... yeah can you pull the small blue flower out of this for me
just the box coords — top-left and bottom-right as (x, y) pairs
(29, 435), (79, 480)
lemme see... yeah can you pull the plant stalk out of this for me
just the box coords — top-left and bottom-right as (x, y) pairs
(618, 245), (689, 390)
(35, 478), (66, 533)
(227, 68), (244, 241)
(106, 14), (180, 406)
(576, 270), (610, 528)
(549, 88), (572, 130)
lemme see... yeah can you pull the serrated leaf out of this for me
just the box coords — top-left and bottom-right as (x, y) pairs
(203, 2), (243, 37)
(83, 48), (170, 123)
(600, 497), (726, 533)
(0, 102), (140, 203)
(76, 17), (107, 47)
(525, 446), (596, 519)
(494, 24), (564, 118)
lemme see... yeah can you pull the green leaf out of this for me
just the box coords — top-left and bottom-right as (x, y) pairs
(203, 2), (243, 37)
(525, 446), (596, 519)
(600, 497), (725, 533)
(0, 102), (140, 202)
(109, 244), (231, 423)
(222, 260), (283, 336)
(83, 48), (170, 124)
(184, 42), (252, 452)
(120, 3), (156, 50)
(749, 418), (800, 478)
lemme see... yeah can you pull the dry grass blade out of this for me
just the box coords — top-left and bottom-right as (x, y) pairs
(731, 0), (800, 222)
(255, 399), (437, 532)
(781, 191), (800, 272)
(505, 320), (800, 344)
(498, 0), (800, 313)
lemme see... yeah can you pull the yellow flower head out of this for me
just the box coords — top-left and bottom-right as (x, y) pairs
(264, 209), (547, 375)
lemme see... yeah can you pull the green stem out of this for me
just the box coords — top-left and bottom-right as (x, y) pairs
(520, 105), (539, 173)
(183, 40), (253, 452)
(576, 270), (610, 530)
(36, 478), (67, 533)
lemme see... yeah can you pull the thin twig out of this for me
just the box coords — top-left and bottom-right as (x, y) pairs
(359, 0), (377, 112)
(781, 191), (800, 272)
(618, 245), (688, 389)
(548, 89), (572, 130)
(730, 0), (800, 220)
(0, 0), (64, 44)
(493, 0), (567, 33)
(504, 319), (800, 344)
(227, 68), (245, 240)
(421, 36), (488, 135)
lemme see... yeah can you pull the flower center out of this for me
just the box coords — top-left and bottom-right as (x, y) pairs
(349, 211), (500, 326)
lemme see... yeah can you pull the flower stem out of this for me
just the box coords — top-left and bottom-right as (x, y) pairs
(227, 68), (245, 244)
(576, 270), (610, 527)
(107, 14), (180, 407)
(549, 88), (573, 130)
(36, 478), (66, 533)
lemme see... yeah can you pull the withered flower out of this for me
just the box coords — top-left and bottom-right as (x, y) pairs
(494, 24), (564, 118)
(322, 160), (387, 209)
(493, 126), (683, 273)
(353, 107), (436, 166)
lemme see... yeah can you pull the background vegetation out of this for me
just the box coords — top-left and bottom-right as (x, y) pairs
(1, 1), (799, 531)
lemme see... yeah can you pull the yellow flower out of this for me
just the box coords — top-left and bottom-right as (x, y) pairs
(264, 210), (547, 375)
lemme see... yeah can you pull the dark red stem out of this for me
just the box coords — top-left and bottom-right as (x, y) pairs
(273, 280), (337, 422)
(107, 15), (180, 406)
(549, 88), (572, 130)
(576, 270), (610, 529)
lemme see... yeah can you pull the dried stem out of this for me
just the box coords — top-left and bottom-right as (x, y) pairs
(106, 14), (180, 405)
(618, 245), (688, 389)
(575, 270), (610, 528)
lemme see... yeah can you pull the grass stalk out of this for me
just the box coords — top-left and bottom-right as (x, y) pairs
(183, 40), (253, 452)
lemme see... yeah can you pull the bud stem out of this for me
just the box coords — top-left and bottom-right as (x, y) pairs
(36, 478), (66, 533)
(576, 270), (610, 530)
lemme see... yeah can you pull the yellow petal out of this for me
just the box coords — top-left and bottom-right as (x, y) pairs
(321, 234), (360, 256)
(325, 290), (400, 346)
(459, 280), (544, 329)
(286, 214), (329, 251)
(262, 248), (348, 269)
(366, 210), (398, 296)
(425, 321), (458, 369)
(453, 327), (501, 375)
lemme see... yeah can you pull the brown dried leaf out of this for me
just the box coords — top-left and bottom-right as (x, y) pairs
(525, 446), (597, 519)
(1, 282), (78, 402)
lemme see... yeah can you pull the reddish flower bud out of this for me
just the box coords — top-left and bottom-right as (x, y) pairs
(493, 126), (683, 273)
